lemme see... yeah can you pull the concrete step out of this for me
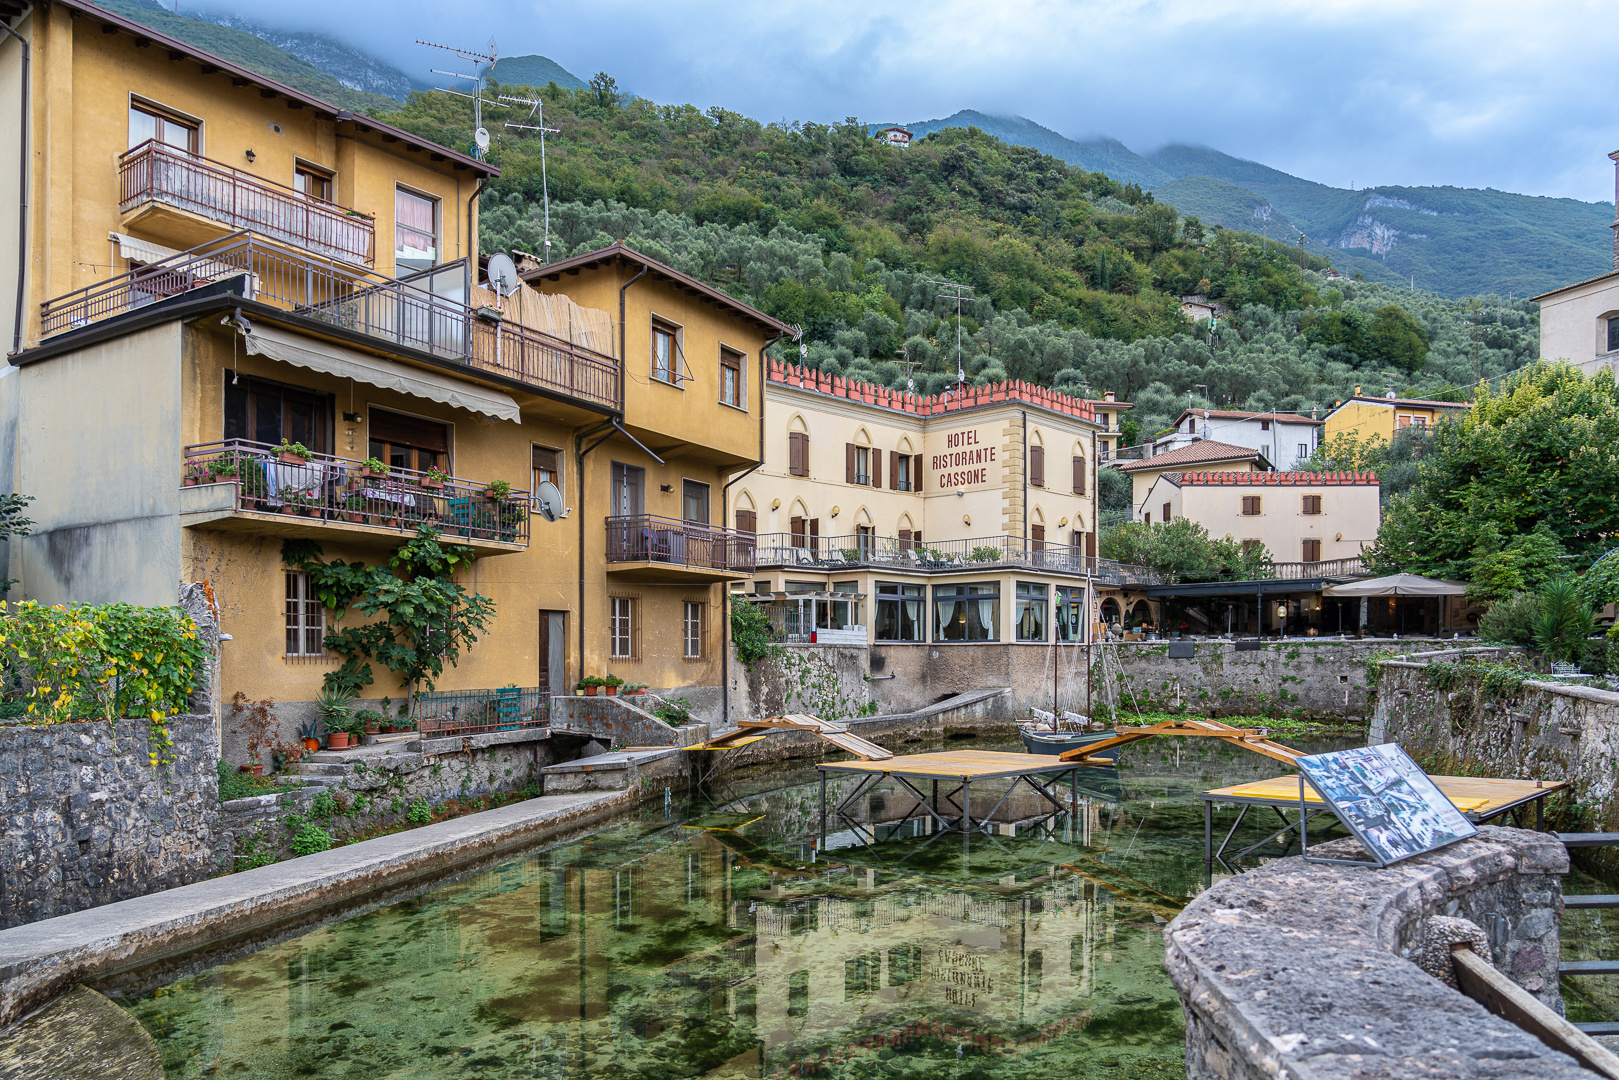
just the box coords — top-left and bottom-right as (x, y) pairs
(293, 761), (355, 776)
(294, 774), (346, 788)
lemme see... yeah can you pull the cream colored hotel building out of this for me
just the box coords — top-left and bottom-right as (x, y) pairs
(734, 361), (1139, 645)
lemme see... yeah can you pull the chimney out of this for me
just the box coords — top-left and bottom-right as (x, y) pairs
(1353, 384), (1361, 397)
(1611, 150), (1619, 270)
(1104, 390), (1116, 402)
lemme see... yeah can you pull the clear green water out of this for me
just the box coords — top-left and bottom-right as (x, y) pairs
(123, 735), (1361, 1080)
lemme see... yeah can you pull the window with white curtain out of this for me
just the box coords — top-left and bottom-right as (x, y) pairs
(932, 582), (999, 642)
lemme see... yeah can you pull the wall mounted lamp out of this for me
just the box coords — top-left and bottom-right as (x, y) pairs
(659, 484), (673, 493)
(962, 514), (971, 526)
(771, 499), (781, 510)
(830, 506), (840, 517)
(244, 149), (256, 163)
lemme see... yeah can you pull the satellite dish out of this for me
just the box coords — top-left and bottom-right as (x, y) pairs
(534, 480), (563, 522)
(485, 252), (519, 297)
(474, 126), (491, 151)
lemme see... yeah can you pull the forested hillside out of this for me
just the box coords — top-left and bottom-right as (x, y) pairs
(386, 80), (1541, 438)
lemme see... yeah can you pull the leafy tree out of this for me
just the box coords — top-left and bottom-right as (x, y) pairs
(1099, 517), (1272, 581)
(0, 493), (33, 594)
(1098, 467), (1132, 516)
(1368, 362), (1619, 581)
(588, 72), (620, 111)
(1477, 591), (1541, 646)
(1362, 304), (1430, 374)
(282, 528), (497, 706)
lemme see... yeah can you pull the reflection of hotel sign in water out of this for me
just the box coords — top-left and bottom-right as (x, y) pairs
(933, 428), (997, 489)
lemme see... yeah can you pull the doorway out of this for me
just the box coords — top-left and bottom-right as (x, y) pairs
(538, 610), (567, 700)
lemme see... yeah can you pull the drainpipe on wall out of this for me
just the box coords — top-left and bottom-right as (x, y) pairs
(1020, 410), (1028, 544)
(466, 178), (489, 266)
(1, 14), (29, 358)
(719, 332), (784, 730)
(573, 419), (614, 693)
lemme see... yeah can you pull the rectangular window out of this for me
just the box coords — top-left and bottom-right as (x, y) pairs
(735, 508), (757, 534)
(830, 581), (860, 629)
(855, 524), (874, 554)
(225, 375), (331, 453)
(294, 162), (334, 202)
(610, 596), (638, 659)
(1241, 495), (1262, 516)
(720, 347), (744, 407)
(1242, 539), (1263, 555)
(888, 944), (921, 986)
(1144, 511), (1151, 525)
(1162, 502), (1171, 523)
(610, 462), (646, 517)
(369, 408), (448, 475)
(284, 572), (324, 656)
(1015, 581), (1048, 642)
(1029, 444), (1045, 487)
(876, 582), (925, 642)
(1072, 455), (1086, 495)
(790, 517), (819, 548)
(1301, 494), (1322, 515)
(1609, 316), (1619, 354)
(683, 601), (705, 659)
(652, 321), (679, 384)
(845, 951), (880, 999)
(128, 100), (198, 152)
(1302, 538), (1322, 563)
(394, 187), (439, 269)
(1259, 419), (1271, 431)
(933, 582), (999, 642)
(1298, 442), (1310, 460)
(682, 480), (710, 524)
(1056, 585), (1084, 642)
(1411, 415), (1427, 429)
(788, 432), (809, 477)
(532, 446), (561, 502)
(855, 446), (871, 485)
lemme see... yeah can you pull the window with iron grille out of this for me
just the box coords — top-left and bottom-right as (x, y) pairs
(611, 596), (638, 659)
(285, 571), (324, 656)
(683, 601), (705, 659)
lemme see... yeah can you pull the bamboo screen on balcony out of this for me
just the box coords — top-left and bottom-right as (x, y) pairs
(471, 282), (615, 356)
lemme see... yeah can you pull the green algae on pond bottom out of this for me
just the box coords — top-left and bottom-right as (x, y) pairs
(124, 736), (1361, 1079)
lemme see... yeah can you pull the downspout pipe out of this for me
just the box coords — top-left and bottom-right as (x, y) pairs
(1, 14), (29, 358)
(719, 331), (784, 730)
(1020, 409), (1029, 544)
(467, 178), (489, 266)
(573, 419), (614, 694)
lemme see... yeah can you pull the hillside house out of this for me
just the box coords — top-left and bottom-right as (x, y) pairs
(1534, 149), (1619, 377)
(1152, 409), (1321, 471)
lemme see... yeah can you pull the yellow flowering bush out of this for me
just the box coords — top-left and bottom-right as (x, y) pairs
(0, 602), (205, 742)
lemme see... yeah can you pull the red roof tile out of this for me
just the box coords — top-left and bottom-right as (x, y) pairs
(767, 359), (1123, 422)
(1168, 470), (1379, 486)
(1115, 440), (1262, 471)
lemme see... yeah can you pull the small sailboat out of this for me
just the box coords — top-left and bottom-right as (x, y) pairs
(1019, 709), (1119, 759)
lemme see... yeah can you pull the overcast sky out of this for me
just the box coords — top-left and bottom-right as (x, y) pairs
(201, 0), (1618, 203)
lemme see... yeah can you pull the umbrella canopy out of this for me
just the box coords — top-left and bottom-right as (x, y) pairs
(1323, 573), (1469, 598)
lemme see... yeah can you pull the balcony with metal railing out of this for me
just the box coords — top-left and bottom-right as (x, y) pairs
(605, 514), (757, 582)
(180, 439), (531, 553)
(753, 531), (1163, 585)
(121, 140), (376, 265)
(40, 233), (623, 412)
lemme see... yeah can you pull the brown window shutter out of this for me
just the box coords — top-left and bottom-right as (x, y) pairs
(1031, 524), (1045, 551)
(736, 509), (756, 533)
(790, 516), (805, 541)
(889, 450), (899, 490)
(1085, 531), (1096, 557)
(898, 528), (911, 549)
(532, 446), (560, 472)
(1073, 456), (1085, 495)
(914, 454), (924, 489)
(845, 443), (856, 484)
(871, 450), (881, 489)
(914, 530), (921, 545)
(371, 408), (448, 452)
(809, 518), (820, 541)
(1163, 502), (1171, 523)
(1303, 538), (1321, 562)
(1029, 445), (1044, 487)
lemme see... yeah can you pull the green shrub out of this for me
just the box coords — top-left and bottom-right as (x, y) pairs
(290, 823), (333, 857)
(1534, 577), (1596, 664)
(309, 790), (337, 820)
(406, 798), (432, 825)
(652, 697), (693, 726)
(730, 601), (779, 666)
(1478, 591), (1541, 646)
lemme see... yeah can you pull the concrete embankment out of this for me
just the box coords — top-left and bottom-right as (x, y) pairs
(0, 789), (634, 1028)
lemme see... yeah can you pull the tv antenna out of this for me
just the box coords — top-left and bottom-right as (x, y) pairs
(927, 279), (975, 385)
(500, 95), (561, 263)
(418, 39), (504, 160)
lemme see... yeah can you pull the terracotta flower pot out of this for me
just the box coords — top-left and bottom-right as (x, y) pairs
(278, 452), (309, 466)
(584, 686), (597, 697)
(239, 763), (264, 776)
(302, 736), (320, 752)
(327, 732), (350, 750)
(605, 686), (619, 696)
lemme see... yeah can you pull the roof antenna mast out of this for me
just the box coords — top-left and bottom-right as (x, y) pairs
(500, 94), (560, 263)
(927, 279), (975, 387)
(417, 38), (504, 160)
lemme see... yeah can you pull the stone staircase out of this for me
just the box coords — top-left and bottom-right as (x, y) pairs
(288, 733), (419, 789)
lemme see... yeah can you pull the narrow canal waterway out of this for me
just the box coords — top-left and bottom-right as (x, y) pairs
(123, 732), (1363, 1080)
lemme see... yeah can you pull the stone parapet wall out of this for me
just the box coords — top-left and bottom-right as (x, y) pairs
(549, 695), (709, 747)
(0, 715), (221, 930)
(1166, 827), (1583, 1080)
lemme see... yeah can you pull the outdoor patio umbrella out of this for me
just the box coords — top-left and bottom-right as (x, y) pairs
(1323, 574), (1468, 634)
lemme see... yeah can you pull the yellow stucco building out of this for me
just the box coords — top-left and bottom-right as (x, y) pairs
(0, 2), (784, 741)
(1321, 390), (1470, 444)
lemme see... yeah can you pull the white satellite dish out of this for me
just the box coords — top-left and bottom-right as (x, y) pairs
(474, 126), (491, 151)
(534, 480), (563, 522)
(485, 252), (519, 297)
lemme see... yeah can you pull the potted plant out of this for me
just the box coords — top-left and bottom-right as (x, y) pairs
(327, 729), (350, 750)
(298, 717), (321, 754)
(581, 676), (604, 697)
(275, 439), (312, 465)
(575, 679), (588, 697)
(359, 457), (389, 480)
(422, 465), (449, 491)
(481, 479), (512, 501)
(182, 461), (209, 486)
(357, 708), (384, 736)
(604, 674), (623, 697)
(277, 489), (304, 515)
(238, 762), (265, 776)
(342, 494), (366, 523)
(626, 682), (648, 696)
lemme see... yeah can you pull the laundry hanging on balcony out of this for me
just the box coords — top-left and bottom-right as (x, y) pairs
(240, 322), (521, 423)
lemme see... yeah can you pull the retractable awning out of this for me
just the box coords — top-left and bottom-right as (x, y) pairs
(1323, 573), (1468, 597)
(242, 322), (521, 424)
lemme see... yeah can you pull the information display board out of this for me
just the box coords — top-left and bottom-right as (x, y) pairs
(1297, 743), (1477, 867)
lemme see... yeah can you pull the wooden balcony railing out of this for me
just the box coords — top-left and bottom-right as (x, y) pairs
(121, 140), (375, 265)
(183, 440), (530, 547)
(42, 234), (623, 412)
(606, 514), (756, 573)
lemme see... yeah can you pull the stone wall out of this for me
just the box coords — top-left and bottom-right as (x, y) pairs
(1374, 648), (1609, 822)
(0, 715), (221, 930)
(549, 695), (711, 748)
(868, 638), (1390, 719)
(732, 644), (877, 722)
(1165, 827), (1584, 1080)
